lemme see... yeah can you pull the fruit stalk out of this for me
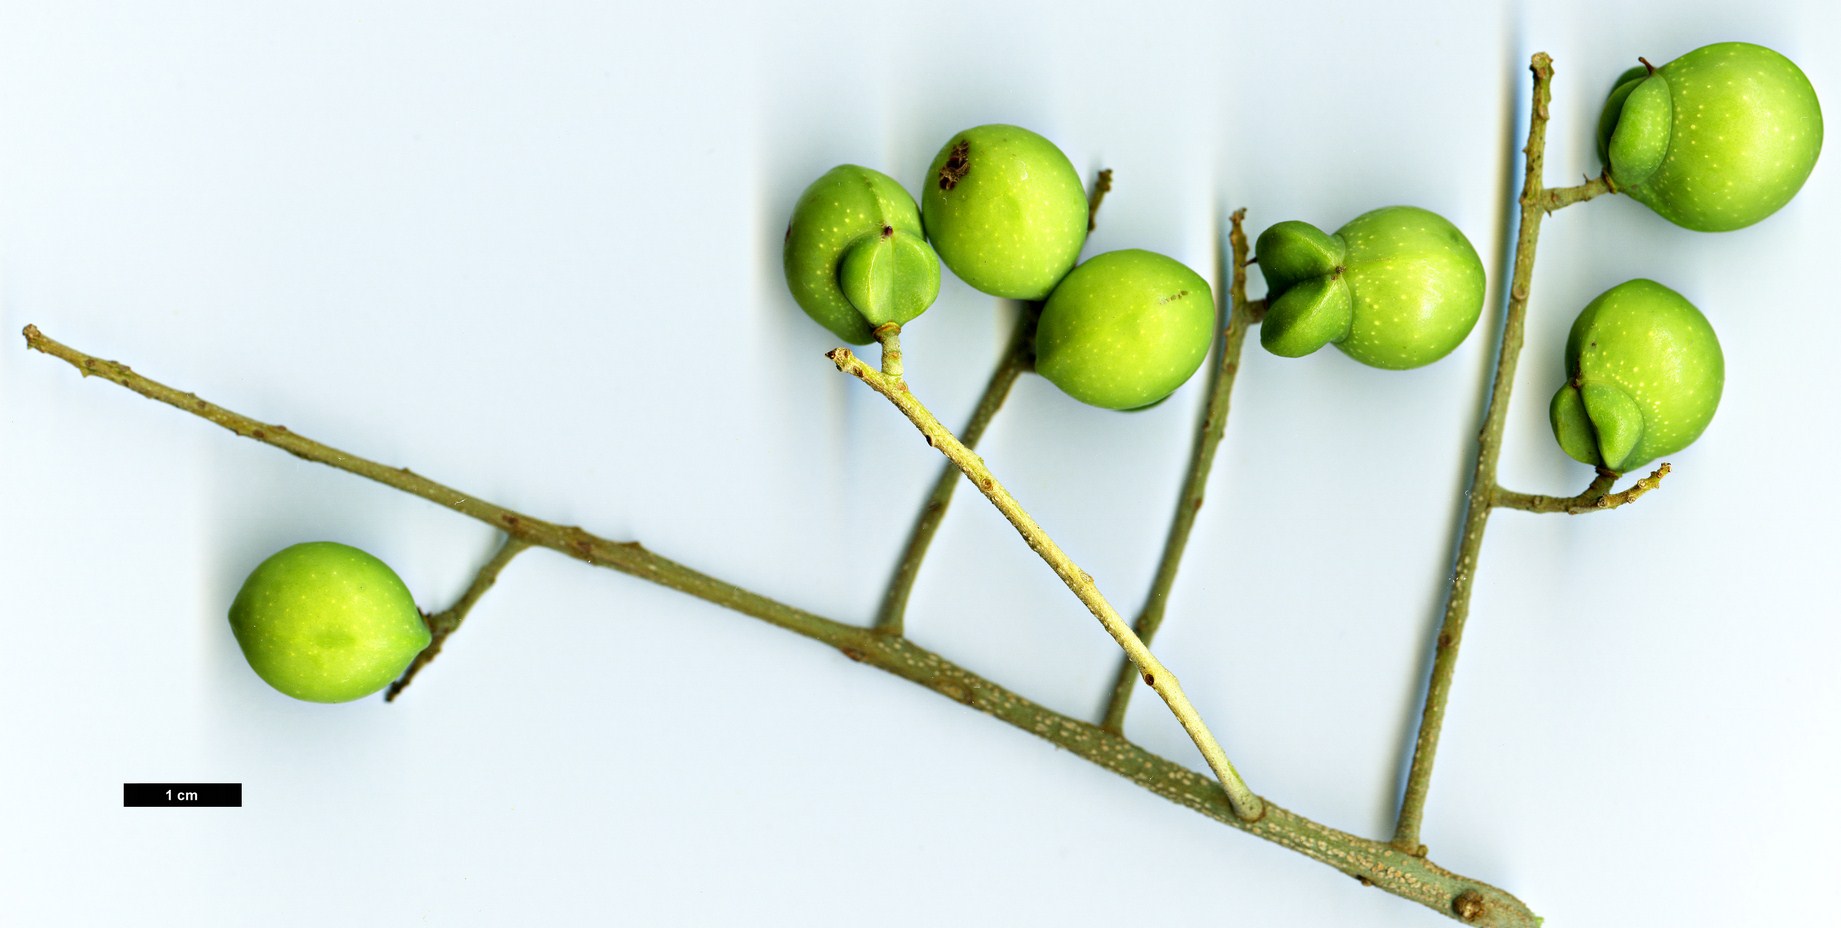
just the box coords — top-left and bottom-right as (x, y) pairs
(1099, 208), (1259, 734)
(826, 343), (1265, 822)
(387, 534), (531, 701)
(1391, 53), (1612, 854)
(874, 322), (904, 383)
(1495, 462), (1670, 514)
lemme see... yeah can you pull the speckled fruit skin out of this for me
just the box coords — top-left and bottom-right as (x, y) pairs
(1255, 206), (1485, 369)
(1598, 42), (1822, 232)
(920, 124), (1087, 300)
(228, 542), (431, 703)
(784, 165), (940, 344)
(1034, 250), (1215, 410)
(1549, 279), (1723, 473)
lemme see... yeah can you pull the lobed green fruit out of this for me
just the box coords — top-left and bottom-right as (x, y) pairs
(1255, 206), (1484, 369)
(784, 165), (941, 344)
(228, 541), (431, 703)
(1598, 42), (1822, 232)
(921, 124), (1088, 300)
(1549, 279), (1723, 473)
(1034, 249), (1215, 410)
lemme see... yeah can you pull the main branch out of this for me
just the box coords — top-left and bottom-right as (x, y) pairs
(27, 322), (1537, 924)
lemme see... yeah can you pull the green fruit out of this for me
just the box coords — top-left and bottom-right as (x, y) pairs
(1255, 206), (1484, 369)
(1598, 42), (1822, 231)
(784, 165), (941, 344)
(228, 541), (431, 703)
(1549, 279), (1723, 473)
(921, 124), (1088, 300)
(1034, 249), (1215, 410)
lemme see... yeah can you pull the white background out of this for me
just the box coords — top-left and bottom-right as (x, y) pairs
(4, 1), (1837, 925)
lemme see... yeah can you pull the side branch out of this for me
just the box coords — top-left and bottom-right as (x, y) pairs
(1495, 463), (1669, 514)
(387, 534), (531, 701)
(1542, 172), (1614, 211)
(24, 323), (1537, 925)
(1392, 52), (1581, 854)
(1100, 207), (1257, 734)
(828, 345), (1264, 822)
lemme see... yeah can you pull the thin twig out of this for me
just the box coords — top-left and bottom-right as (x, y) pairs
(874, 322), (904, 384)
(387, 534), (530, 701)
(1391, 52), (1609, 854)
(873, 308), (1033, 635)
(828, 344), (1265, 822)
(1543, 173), (1614, 211)
(875, 166), (1114, 637)
(1100, 208), (1257, 734)
(1495, 463), (1670, 514)
(25, 323), (1538, 926)
(1087, 168), (1114, 231)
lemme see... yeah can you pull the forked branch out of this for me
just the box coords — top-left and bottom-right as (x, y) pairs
(828, 344), (1265, 823)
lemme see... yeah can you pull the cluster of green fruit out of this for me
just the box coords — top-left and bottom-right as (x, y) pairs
(782, 42), (1818, 475)
(784, 124), (1219, 411)
(222, 44), (1817, 706)
(1553, 42), (1820, 473)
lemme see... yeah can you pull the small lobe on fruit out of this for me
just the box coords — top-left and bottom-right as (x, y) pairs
(1606, 76), (1672, 188)
(1260, 274), (1354, 358)
(1580, 381), (1646, 473)
(937, 140), (970, 190)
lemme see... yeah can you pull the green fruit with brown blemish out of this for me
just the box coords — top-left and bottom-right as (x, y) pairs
(1255, 206), (1484, 369)
(1034, 249), (1215, 410)
(228, 541), (431, 703)
(784, 165), (941, 344)
(921, 124), (1088, 300)
(1549, 279), (1723, 474)
(1598, 42), (1822, 231)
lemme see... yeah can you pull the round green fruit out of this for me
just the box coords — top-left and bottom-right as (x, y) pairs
(228, 541), (431, 703)
(1255, 206), (1484, 369)
(921, 124), (1088, 300)
(1598, 42), (1822, 231)
(1549, 279), (1723, 473)
(784, 165), (941, 344)
(1034, 249), (1215, 410)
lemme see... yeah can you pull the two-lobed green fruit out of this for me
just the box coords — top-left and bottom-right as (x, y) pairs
(1035, 249), (1215, 410)
(1255, 206), (1485, 369)
(784, 165), (941, 344)
(1598, 42), (1822, 232)
(922, 124), (1089, 300)
(228, 541), (431, 703)
(1550, 279), (1723, 473)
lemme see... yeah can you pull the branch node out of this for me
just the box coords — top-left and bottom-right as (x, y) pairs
(1453, 890), (1487, 922)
